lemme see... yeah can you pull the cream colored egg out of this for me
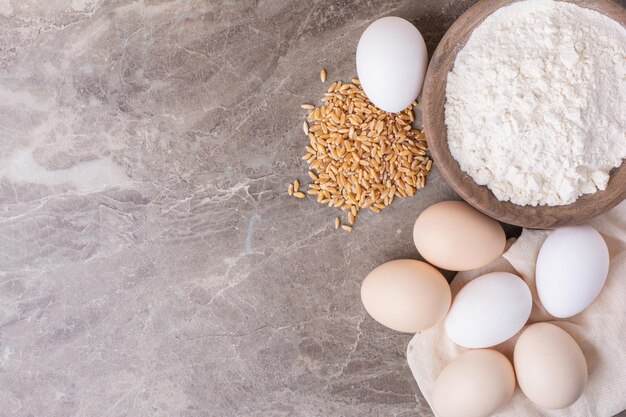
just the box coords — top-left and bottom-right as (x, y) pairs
(413, 201), (505, 271)
(432, 349), (516, 417)
(361, 259), (451, 333)
(514, 323), (588, 410)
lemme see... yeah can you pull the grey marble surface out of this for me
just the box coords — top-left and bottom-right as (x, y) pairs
(0, 1), (622, 417)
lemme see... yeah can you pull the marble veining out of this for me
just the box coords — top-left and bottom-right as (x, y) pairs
(1, 1), (620, 416)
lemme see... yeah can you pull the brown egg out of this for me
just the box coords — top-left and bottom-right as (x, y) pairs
(432, 349), (516, 417)
(361, 259), (451, 333)
(413, 200), (506, 271)
(514, 323), (588, 410)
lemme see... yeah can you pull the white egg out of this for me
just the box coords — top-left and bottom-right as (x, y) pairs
(445, 272), (532, 348)
(356, 16), (428, 113)
(536, 225), (609, 318)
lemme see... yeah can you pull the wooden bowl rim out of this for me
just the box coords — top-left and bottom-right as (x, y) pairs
(423, 0), (626, 229)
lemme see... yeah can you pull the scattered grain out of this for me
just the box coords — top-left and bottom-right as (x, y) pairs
(288, 184), (294, 196)
(294, 179), (300, 192)
(341, 225), (353, 232)
(335, 217), (341, 229)
(303, 121), (309, 135)
(293, 191), (305, 198)
(298, 78), (432, 230)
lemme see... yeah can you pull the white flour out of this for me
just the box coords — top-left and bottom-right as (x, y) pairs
(445, 0), (626, 206)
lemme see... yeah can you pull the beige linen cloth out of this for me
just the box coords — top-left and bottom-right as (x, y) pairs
(407, 200), (626, 417)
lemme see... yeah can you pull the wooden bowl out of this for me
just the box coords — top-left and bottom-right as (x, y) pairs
(423, 0), (626, 229)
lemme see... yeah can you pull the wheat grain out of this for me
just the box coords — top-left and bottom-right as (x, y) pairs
(298, 79), (432, 230)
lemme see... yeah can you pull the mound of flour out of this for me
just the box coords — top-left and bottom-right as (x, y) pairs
(445, 0), (626, 206)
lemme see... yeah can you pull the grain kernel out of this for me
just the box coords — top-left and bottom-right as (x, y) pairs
(320, 69), (327, 82)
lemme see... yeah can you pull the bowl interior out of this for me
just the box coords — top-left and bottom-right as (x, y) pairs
(423, 0), (626, 229)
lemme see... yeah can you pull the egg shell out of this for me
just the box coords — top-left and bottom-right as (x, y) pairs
(361, 259), (451, 333)
(536, 225), (609, 318)
(356, 16), (428, 113)
(445, 272), (532, 348)
(413, 200), (506, 271)
(432, 349), (516, 417)
(514, 323), (588, 410)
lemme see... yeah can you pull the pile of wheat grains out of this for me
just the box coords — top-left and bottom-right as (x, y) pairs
(289, 70), (432, 231)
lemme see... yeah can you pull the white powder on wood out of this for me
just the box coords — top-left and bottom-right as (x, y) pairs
(445, 0), (626, 206)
